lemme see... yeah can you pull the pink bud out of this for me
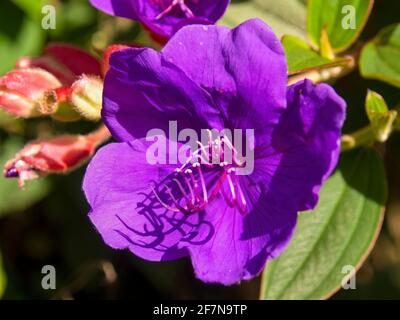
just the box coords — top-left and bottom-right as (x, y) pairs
(0, 68), (61, 117)
(16, 43), (101, 85)
(4, 126), (110, 187)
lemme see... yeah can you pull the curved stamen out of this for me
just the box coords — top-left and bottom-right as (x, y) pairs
(232, 174), (248, 215)
(226, 174), (237, 202)
(196, 140), (212, 165)
(173, 177), (194, 205)
(151, 185), (181, 213)
(155, 0), (195, 20)
(165, 185), (194, 215)
(221, 181), (236, 208)
(193, 163), (208, 204)
(151, 135), (249, 215)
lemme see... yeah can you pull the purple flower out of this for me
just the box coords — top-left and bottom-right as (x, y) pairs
(83, 19), (346, 285)
(89, 0), (230, 38)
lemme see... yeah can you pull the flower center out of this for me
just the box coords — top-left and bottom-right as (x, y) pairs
(152, 0), (195, 20)
(152, 136), (248, 215)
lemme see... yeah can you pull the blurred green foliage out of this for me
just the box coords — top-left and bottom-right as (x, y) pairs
(0, 1), (45, 74)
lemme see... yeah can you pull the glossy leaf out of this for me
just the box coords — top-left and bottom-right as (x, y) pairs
(0, 137), (50, 216)
(261, 149), (386, 300)
(221, 0), (308, 40)
(307, 0), (374, 53)
(360, 24), (400, 88)
(283, 35), (351, 75)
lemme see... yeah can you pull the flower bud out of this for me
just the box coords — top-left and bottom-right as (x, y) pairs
(0, 68), (61, 117)
(70, 75), (103, 121)
(16, 44), (101, 85)
(8, 44), (104, 122)
(39, 87), (81, 122)
(4, 126), (110, 187)
(365, 90), (397, 142)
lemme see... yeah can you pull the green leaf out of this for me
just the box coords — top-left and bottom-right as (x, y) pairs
(307, 0), (374, 53)
(0, 252), (5, 299)
(0, 137), (51, 216)
(283, 35), (351, 75)
(0, 1), (45, 74)
(221, 0), (308, 40)
(261, 149), (386, 300)
(359, 24), (400, 88)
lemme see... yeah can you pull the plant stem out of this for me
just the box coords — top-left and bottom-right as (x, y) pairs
(341, 126), (375, 152)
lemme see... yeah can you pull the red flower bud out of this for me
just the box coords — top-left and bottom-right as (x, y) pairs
(0, 68), (61, 117)
(4, 126), (111, 187)
(6, 44), (104, 120)
(16, 43), (101, 85)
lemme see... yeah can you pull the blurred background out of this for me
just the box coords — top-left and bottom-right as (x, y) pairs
(0, 0), (400, 299)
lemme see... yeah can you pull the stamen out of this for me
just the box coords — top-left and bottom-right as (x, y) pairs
(233, 175), (248, 215)
(165, 185), (193, 215)
(194, 163), (208, 204)
(155, 0), (195, 20)
(222, 135), (245, 167)
(173, 177), (193, 204)
(195, 141), (211, 165)
(151, 185), (181, 213)
(226, 175), (237, 202)
(151, 135), (249, 215)
(221, 181), (236, 207)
